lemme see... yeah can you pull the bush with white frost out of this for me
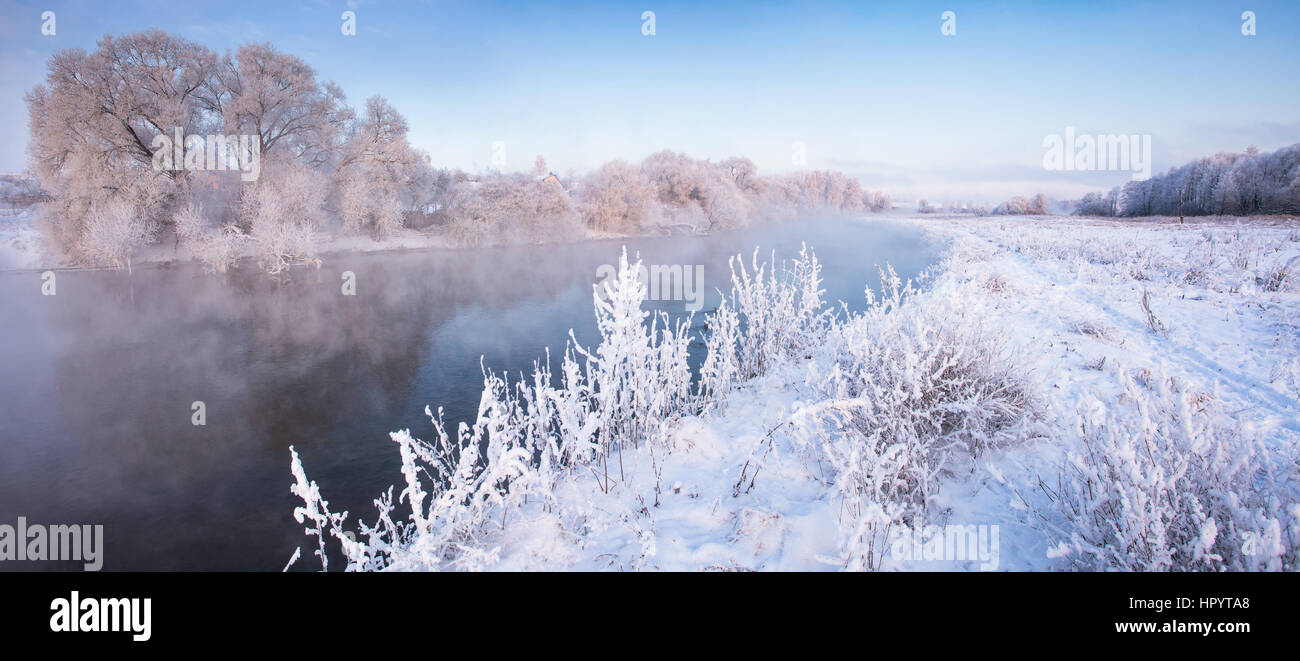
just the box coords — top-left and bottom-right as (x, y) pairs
(174, 203), (244, 273)
(725, 245), (831, 380)
(284, 241), (1054, 571)
(792, 269), (1037, 570)
(287, 244), (838, 570)
(288, 247), (702, 569)
(240, 162), (325, 274)
(1030, 369), (1299, 571)
(80, 199), (156, 272)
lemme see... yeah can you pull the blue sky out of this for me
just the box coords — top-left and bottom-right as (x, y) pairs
(1, 0), (1296, 201)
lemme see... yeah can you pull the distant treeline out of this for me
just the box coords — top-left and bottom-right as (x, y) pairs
(24, 30), (889, 273)
(1075, 144), (1300, 217)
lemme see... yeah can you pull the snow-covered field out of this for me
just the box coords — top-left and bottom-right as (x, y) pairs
(289, 214), (1300, 571)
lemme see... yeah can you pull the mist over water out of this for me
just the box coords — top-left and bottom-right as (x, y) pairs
(0, 218), (940, 570)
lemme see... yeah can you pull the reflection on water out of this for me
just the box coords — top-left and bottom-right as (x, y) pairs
(0, 218), (940, 570)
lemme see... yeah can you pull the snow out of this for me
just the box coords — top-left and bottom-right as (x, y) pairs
(0, 210), (50, 270)
(271, 213), (1292, 570)
(0, 209), (451, 272)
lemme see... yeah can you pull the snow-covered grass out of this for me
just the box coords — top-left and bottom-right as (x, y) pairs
(288, 214), (1300, 571)
(918, 215), (1300, 571)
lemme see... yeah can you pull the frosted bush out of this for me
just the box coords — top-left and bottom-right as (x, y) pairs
(241, 162), (326, 274)
(1177, 243), (1216, 287)
(1271, 356), (1300, 400)
(172, 202), (206, 246)
(80, 199), (156, 273)
(697, 297), (741, 408)
(795, 269), (1037, 570)
(1259, 255), (1297, 292)
(700, 173), (753, 231)
(173, 203), (245, 273)
(723, 244), (831, 381)
(1034, 369), (1299, 571)
(289, 243), (838, 569)
(698, 244), (833, 407)
(288, 247), (701, 569)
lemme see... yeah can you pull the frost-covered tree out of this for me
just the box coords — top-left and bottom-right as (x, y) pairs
(443, 172), (582, 246)
(335, 96), (425, 239)
(1029, 193), (1050, 215)
(1075, 143), (1300, 217)
(580, 160), (658, 233)
(25, 30), (217, 259)
(201, 42), (351, 167)
(240, 159), (327, 273)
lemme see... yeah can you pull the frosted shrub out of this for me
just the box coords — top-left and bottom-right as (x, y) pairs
(1035, 369), (1299, 571)
(241, 163), (326, 274)
(523, 177), (585, 243)
(798, 269), (1036, 570)
(700, 172), (753, 231)
(80, 199), (156, 273)
(697, 297), (741, 408)
(1177, 243), (1216, 287)
(1259, 256), (1297, 292)
(699, 244), (834, 410)
(723, 244), (831, 381)
(196, 225), (246, 274)
(1271, 356), (1300, 400)
(560, 247), (697, 477)
(288, 247), (699, 569)
(287, 243), (837, 569)
(174, 203), (245, 273)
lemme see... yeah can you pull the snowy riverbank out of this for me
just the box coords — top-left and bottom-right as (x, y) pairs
(288, 214), (1300, 571)
(0, 210), (454, 272)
